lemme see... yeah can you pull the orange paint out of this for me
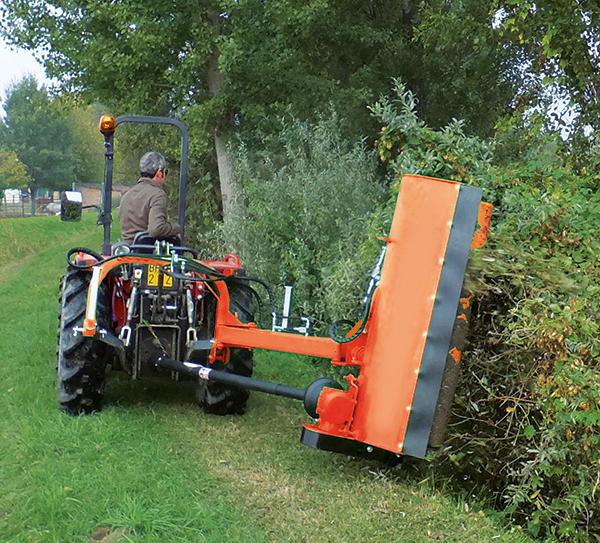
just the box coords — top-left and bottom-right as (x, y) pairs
(83, 255), (178, 336)
(211, 174), (484, 456)
(346, 320), (363, 339)
(347, 175), (461, 452)
(471, 202), (493, 249)
(449, 347), (462, 364)
(460, 293), (473, 309)
(315, 376), (360, 436)
(81, 174), (488, 459)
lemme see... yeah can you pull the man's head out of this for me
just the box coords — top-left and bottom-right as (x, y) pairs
(140, 151), (167, 184)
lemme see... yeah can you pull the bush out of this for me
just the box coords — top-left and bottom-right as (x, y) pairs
(449, 166), (600, 541)
(371, 81), (600, 540)
(214, 113), (386, 331)
(205, 81), (600, 539)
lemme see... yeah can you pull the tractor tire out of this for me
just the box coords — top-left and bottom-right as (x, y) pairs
(197, 281), (255, 415)
(57, 267), (110, 415)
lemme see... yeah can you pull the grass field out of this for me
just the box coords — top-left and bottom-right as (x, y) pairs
(0, 214), (535, 542)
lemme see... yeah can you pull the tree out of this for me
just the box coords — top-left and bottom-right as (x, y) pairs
(2, 76), (76, 214)
(0, 149), (30, 199)
(0, 0), (520, 225)
(66, 102), (106, 186)
(496, 0), (600, 132)
(216, 113), (385, 330)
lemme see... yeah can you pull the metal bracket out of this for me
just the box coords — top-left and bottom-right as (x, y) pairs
(293, 317), (312, 337)
(119, 325), (132, 347)
(272, 286), (312, 335)
(186, 327), (198, 343)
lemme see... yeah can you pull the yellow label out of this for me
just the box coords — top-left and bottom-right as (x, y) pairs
(147, 265), (173, 288)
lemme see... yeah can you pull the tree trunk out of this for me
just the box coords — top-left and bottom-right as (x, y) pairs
(213, 129), (240, 220)
(207, 12), (242, 224)
(29, 186), (36, 216)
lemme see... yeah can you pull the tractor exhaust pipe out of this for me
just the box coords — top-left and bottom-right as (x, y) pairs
(151, 353), (341, 418)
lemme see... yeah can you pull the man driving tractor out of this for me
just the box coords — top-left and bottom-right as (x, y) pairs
(118, 151), (181, 244)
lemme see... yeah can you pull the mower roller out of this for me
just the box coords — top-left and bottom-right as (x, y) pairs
(57, 114), (491, 464)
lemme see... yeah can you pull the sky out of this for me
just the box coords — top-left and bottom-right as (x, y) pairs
(0, 37), (50, 112)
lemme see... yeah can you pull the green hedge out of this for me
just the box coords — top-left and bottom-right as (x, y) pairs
(442, 163), (600, 540)
(370, 82), (600, 540)
(213, 114), (385, 331)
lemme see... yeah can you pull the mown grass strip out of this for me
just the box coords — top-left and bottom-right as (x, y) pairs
(0, 216), (266, 543)
(0, 215), (534, 542)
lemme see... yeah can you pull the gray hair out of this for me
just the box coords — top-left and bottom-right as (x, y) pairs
(139, 151), (166, 177)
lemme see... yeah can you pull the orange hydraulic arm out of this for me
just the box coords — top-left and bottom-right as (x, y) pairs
(206, 174), (491, 459)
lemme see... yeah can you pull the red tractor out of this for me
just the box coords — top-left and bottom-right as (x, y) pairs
(57, 114), (491, 464)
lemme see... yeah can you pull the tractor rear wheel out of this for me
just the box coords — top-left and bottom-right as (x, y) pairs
(57, 267), (110, 414)
(200, 348), (253, 415)
(197, 282), (255, 415)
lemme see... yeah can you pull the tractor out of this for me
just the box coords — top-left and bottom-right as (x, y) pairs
(57, 114), (491, 464)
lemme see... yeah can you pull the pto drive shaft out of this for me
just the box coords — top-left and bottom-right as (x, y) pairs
(151, 353), (341, 418)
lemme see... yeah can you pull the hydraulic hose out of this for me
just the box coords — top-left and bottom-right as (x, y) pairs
(329, 245), (386, 344)
(66, 247), (104, 269)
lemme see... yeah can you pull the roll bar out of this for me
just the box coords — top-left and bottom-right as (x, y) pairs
(100, 115), (189, 255)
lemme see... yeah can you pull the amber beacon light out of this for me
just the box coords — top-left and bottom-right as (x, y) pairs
(98, 114), (117, 134)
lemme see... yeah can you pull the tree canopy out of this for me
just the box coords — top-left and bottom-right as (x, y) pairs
(2, 76), (76, 212)
(0, 149), (30, 197)
(1, 0), (527, 221)
(497, 0), (600, 132)
(0, 1), (517, 132)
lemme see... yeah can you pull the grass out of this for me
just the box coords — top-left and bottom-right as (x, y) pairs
(0, 214), (536, 542)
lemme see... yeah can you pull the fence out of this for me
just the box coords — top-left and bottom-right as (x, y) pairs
(0, 195), (60, 219)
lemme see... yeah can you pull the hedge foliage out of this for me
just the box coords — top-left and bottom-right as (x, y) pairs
(372, 82), (600, 541)
(448, 167), (600, 541)
(214, 114), (385, 331)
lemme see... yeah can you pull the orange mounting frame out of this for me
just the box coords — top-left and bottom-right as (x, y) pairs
(82, 255), (173, 337)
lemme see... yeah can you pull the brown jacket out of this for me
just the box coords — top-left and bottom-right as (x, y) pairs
(118, 178), (180, 244)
